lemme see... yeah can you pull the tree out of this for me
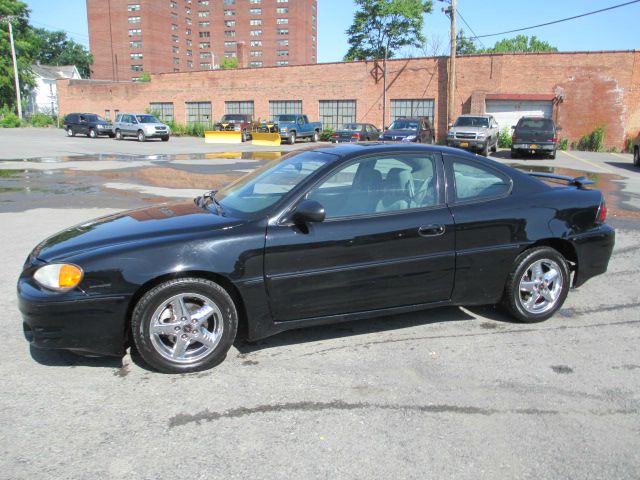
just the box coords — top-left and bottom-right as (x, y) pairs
(0, 0), (37, 111)
(219, 57), (238, 69)
(483, 35), (557, 54)
(456, 29), (478, 55)
(344, 0), (433, 61)
(32, 28), (93, 78)
(138, 72), (151, 82)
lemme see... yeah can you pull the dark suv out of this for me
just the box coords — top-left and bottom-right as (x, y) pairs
(380, 117), (434, 143)
(63, 113), (114, 138)
(511, 117), (559, 159)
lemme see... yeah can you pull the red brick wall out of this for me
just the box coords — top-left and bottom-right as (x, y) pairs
(60, 50), (640, 148)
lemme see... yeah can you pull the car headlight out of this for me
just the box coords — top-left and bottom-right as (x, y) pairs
(33, 264), (83, 291)
(477, 133), (486, 138)
(281, 127), (288, 132)
(97, 124), (104, 129)
(447, 131), (454, 137)
(402, 135), (416, 142)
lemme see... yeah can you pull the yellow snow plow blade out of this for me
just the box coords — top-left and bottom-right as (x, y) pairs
(204, 130), (243, 144)
(251, 132), (281, 146)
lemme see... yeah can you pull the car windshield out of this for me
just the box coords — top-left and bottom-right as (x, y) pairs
(222, 115), (247, 122)
(454, 117), (489, 127)
(341, 124), (362, 131)
(389, 120), (418, 131)
(275, 115), (297, 122)
(518, 118), (555, 130)
(84, 114), (105, 122)
(216, 150), (333, 215)
(135, 115), (160, 123)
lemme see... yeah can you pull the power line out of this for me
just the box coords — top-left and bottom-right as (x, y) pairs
(29, 19), (90, 41)
(469, 0), (640, 39)
(455, 8), (485, 49)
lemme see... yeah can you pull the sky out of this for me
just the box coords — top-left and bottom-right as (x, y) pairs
(23, 0), (640, 63)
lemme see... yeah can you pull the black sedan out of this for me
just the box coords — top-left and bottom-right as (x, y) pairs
(18, 144), (615, 373)
(331, 123), (381, 143)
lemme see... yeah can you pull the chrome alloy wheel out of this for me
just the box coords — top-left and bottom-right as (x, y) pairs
(518, 259), (564, 315)
(149, 293), (223, 364)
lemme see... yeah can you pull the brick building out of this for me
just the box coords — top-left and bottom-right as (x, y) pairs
(58, 50), (640, 148)
(87, 0), (317, 81)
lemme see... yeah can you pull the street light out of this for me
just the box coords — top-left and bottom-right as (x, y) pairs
(1, 16), (23, 119)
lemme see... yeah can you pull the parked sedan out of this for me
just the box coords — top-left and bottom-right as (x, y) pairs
(511, 117), (559, 159)
(331, 123), (381, 143)
(18, 144), (614, 373)
(380, 117), (434, 143)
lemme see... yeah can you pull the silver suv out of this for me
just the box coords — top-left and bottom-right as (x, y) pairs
(446, 114), (499, 156)
(113, 113), (171, 142)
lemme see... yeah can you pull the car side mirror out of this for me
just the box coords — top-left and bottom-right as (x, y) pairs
(384, 126), (389, 130)
(556, 126), (562, 131)
(292, 200), (325, 224)
(448, 123), (453, 128)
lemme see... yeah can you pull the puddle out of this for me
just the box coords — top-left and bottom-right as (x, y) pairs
(1, 151), (282, 164)
(509, 163), (637, 218)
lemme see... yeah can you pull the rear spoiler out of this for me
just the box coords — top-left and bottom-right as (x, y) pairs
(527, 172), (594, 189)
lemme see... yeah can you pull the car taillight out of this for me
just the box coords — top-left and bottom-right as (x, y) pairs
(552, 131), (558, 143)
(596, 198), (607, 223)
(352, 133), (360, 140)
(512, 131), (516, 143)
(331, 133), (338, 138)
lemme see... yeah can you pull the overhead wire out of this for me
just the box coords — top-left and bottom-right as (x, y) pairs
(455, 8), (486, 49)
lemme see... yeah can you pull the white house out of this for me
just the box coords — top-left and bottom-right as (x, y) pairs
(26, 64), (81, 116)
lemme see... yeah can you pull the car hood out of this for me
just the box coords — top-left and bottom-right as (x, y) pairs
(31, 202), (243, 262)
(381, 129), (417, 137)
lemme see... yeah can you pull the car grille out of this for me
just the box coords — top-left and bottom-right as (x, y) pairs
(454, 132), (478, 140)
(155, 126), (167, 131)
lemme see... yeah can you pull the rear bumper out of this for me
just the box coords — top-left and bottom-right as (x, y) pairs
(512, 143), (555, 151)
(572, 224), (615, 287)
(18, 280), (130, 357)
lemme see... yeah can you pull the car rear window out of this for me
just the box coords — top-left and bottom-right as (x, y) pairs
(518, 118), (554, 130)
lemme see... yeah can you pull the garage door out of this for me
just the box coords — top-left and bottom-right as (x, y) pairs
(485, 100), (553, 132)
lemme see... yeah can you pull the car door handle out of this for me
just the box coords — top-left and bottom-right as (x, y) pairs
(418, 224), (445, 237)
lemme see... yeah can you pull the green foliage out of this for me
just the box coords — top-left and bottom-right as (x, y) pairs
(320, 128), (334, 141)
(31, 28), (92, 78)
(220, 57), (238, 69)
(558, 138), (569, 150)
(186, 122), (206, 137)
(28, 112), (54, 127)
(483, 35), (557, 54)
(607, 146), (619, 153)
(166, 119), (187, 136)
(0, 105), (21, 127)
(498, 127), (512, 148)
(456, 29), (477, 55)
(344, 0), (433, 61)
(625, 138), (634, 153)
(577, 127), (605, 152)
(138, 72), (151, 82)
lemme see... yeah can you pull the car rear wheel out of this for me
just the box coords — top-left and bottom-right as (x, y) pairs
(137, 130), (146, 142)
(131, 278), (238, 373)
(288, 131), (296, 145)
(66, 127), (74, 137)
(115, 129), (123, 140)
(634, 147), (639, 167)
(502, 247), (569, 323)
(88, 128), (97, 138)
(549, 149), (557, 159)
(311, 131), (319, 142)
(510, 149), (518, 159)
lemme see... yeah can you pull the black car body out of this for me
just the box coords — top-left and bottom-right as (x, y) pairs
(64, 113), (114, 138)
(380, 117), (434, 143)
(331, 123), (381, 143)
(511, 117), (559, 159)
(18, 144), (614, 373)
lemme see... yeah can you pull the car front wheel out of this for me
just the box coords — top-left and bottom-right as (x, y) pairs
(137, 130), (146, 142)
(88, 128), (97, 138)
(288, 131), (296, 145)
(115, 129), (123, 140)
(66, 127), (74, 137)
(502, 247), (570, 323)
(131, 278), (238, 373)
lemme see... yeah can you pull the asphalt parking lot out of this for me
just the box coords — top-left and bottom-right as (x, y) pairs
(1, 128), (639, 479)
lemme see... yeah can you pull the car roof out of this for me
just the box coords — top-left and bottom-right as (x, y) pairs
(458, 114), (492, 118)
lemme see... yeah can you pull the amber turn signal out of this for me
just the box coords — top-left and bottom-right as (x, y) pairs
(33, 264), (84, 291)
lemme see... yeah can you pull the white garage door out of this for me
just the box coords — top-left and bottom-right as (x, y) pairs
(485, 100), (553, 132)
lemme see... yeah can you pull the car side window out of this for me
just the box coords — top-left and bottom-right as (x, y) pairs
(307, 154), (438, 219)
(451, 159), (510, 201)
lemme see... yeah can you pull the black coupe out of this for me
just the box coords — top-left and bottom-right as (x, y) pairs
(18, 144), (614, 373)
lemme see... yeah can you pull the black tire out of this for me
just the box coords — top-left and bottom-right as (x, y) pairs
(115, 129), (123, 140)
(137, 130), (146, 142)
(66, 127), (74, 137)
(131, 278), (238, 374)
(108, 133), (116, 138)
(549, 149), (557, 159)
(634, 147), (639, 167)
(88, 128), (97, 138)
(480, 142), (489, 157)
(491, 137), (498, 153)
(510, 149), (517, 159)
(501, 247), (570, 323)
(161, 135), (170, 142)
(288, 131), (296, 145)
(311, 130), (319, 142)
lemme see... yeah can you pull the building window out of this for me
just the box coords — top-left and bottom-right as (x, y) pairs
(276, 7), (288, 13)
(129, 28), (142, 36)
(171, 12), (178, 21)
(224, 41), (236, 47)
(250, 19), (262, 25)
(250, 30), (262, 36)
(187, 49), (192, 56)
(225, 30), (236, 37)
(269, 100), (301, 119)
(127, 4), (140, 12)
(223, 0), (235, 4)
(249, 0), (261, 3)
(200, 52), (212, 58)
(276, 60), (289, 66)
(170, 1), (177, 8)
(173, 57), (180, 65)
(130, 53), (143, 59)
(104, 109), (111, 120)
(187, 60), (193, 68)
(172, 35), (179, 43)
(149, 102), (174, 122)
(225, 20), (236, 27)
(199, 31), (210, 38)
(198, 0), (209, 5)
(199, 63), (213, 69)
(277, 39), (288, 46)
(249, 8), (262, 14)
(319, 100), (356, 130)
(277, 50), (288, 56)
(199, 41), (210, 48)
(276, 18), (288, 24)
(225, 101), (254, 116)
(250, 40), (262, 47)
(171, 23), (178, 31)
(130, 40), (142, 48)
(199, 21), (210, 27)
(224, 9), (235, 16)
(186, 39), (193, 46)
(249, 61), (262, 67)
(198, 11), (209, 17)
(276, 0), (288, 2)
(186, 101), (212, 125)
(186, 28), (192, 35)
(250, 51), (262, 57)
(390, 99), (435, 124)
(276, 29), (288, 35)
(185, 7), (191, 14)
(172, 45), (179, 54)
(131, 64), (144, 72)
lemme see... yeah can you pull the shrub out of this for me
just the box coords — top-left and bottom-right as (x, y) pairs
(320, 128), (334, 142)
(558, 138), (569, 150)
(625, 138), (634, 153)
(29, 113), (55, 127)
(577, 127), (605, 152)
(497, 127), (512, 148)
(0, 108), (21, 128)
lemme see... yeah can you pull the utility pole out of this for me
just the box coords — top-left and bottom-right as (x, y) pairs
(443, 0), (456, 126)
(382, 44), (388, 129)
(3, 17), (23, 119)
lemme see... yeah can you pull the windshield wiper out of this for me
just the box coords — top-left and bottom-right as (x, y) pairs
(194, 190), (222, 214)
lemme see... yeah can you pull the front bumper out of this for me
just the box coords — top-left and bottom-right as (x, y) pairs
(447, 139), (487, 150)
(18, 278), (130, 357)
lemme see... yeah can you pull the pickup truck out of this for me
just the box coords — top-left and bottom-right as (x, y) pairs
(446, 114), (499, 156)
(214, 114), (256, 142)
(261, 114), (322, 144)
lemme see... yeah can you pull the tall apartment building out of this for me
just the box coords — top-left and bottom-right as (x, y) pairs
(87, 0), (318, 81)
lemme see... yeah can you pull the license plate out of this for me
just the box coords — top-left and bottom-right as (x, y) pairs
(529, 144), (538, 149)
(460, 142), (469, 147)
